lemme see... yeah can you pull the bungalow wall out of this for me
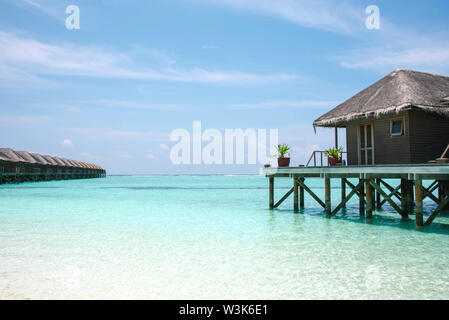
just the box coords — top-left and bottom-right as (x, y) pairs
(408, 110), (449, 163)
(346, 110), (449, 165)
(346, 111), (412, 165)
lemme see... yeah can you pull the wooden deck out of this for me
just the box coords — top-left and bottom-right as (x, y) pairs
(263, 164), (449, 228)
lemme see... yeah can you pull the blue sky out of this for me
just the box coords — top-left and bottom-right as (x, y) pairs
(1, 0), (449, 174)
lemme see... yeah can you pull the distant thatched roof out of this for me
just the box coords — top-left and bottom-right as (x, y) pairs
(64, 158), (79, 167)
(30, 153), (50, 165)
(41, 155), (59, 166)
(70, 160), (84, 168)
(15, 151), (37, 164)
(0, 148), (26, 162)
(314, 69), (449, 127)
(0, 147), (104, 171)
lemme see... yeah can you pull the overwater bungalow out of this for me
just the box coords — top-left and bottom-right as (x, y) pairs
(314, 69), (449, 165)
(0, 148), (106, 184)
(30, 152), (53, 173)
(14, 151), (41, 174)
(263, 69), (449, 228)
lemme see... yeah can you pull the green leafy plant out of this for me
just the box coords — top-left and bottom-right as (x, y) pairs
(324, 146), (343, 160)
(273, 144), (291, 158)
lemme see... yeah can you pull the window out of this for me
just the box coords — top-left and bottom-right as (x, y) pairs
(391, 119), (404, 136)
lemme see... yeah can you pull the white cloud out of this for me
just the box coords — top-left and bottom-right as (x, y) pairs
(61, 138), (73, 148)
(229, 100), (337, 110)
(86, 99), (194, 111)
(61, 127), (167, 142)
(0, 115), (47, 127)
(11, 0), (65, 22)
(339, 44), (449, 74)
(189, 0), (364, 34)
(0, 30), (297, 85)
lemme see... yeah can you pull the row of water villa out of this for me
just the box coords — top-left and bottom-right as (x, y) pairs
(0, 148), (106, 184)
(264, 69), (449, 228)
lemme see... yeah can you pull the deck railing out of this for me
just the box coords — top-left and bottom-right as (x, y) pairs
(306, 150), (348, 167)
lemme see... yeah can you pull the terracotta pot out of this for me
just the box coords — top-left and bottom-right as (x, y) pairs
(277, 157), (290, 167)
(328, 157), (341, 166)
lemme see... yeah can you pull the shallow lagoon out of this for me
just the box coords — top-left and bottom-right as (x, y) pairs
(1, 175), (448, 299)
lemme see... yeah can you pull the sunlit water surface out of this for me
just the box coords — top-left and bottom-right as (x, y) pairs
(1, 175), (449, 299)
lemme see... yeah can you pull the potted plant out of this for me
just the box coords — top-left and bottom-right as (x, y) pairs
(273, 144), (291, 167)
(324, 147), (343, 166)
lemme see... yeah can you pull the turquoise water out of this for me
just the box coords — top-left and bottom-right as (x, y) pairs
(1, 175), (449, 299)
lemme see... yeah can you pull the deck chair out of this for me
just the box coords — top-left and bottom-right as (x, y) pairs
(430, 144), (449, 163)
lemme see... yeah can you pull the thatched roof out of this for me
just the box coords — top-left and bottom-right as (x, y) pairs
(41, 155), (59, 166)
(56, 157), (71, 166)
(71, 160), (84, 168)
(15, 151), (37, 164)
(314, 69), (449, 127)
(0, 148), (27, 162)
(30, 153), (51, 165)
(64, 158), (79, 167)
(0, 147), (104, 171)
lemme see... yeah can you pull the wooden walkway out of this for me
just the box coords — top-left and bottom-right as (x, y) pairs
(263, 164), (449, 228)
(0, 172), (106, 185)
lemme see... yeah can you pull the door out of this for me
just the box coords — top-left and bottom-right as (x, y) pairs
(358, 123), (375, 165)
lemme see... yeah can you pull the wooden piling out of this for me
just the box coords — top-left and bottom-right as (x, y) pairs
(375, 178), (381, 208)
(401, 179), (409, 218)
(407, 180), (414, 211)
(415, 178), (423, 227)
(299, 178), (305, 209)
(269, 177), (274, 210)
(294, 178), (299, 213)
(341, 178), (346, 208)
(366, 179), (373, 219)
(443, 181), (449, 211)
(325, 177), (331, 217)
(359, 179), (365, 216)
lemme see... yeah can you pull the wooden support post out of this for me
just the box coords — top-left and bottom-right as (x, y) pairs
(407, 180), (414, 210)
(299, 178), (305, 209)
(294, 179), (299, 213)
(443, 181), (449, 211)
(359, 179), (365, 216)
(366, 179), (373, 219)
(376, 178), (381, 208)
(415, 178), (423, 227)
(325, 176), (331, 217)
(341, 178), (346, 208)
(401, 179), (409, 218)
(269, 177), (274, 210)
